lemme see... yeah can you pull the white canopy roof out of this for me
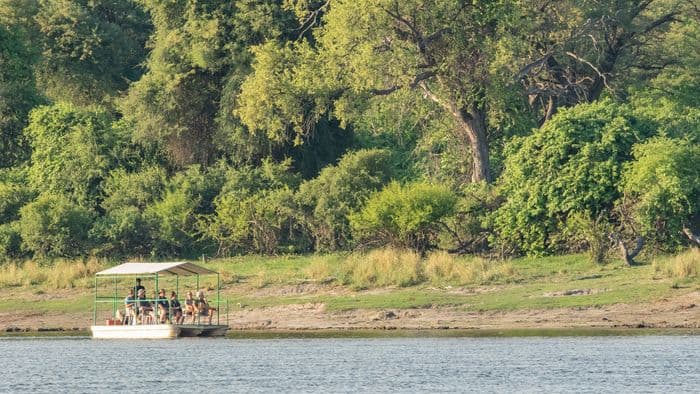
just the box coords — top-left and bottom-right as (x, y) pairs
(96, 262), (217, 276)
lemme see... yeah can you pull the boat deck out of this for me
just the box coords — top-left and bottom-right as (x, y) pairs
(91, 324), (229, 339)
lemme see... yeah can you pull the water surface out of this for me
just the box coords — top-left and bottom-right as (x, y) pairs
(4, 336), (699, 393)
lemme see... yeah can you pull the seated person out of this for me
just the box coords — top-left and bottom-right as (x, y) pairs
(184, 291), (197, 324)
(136, 288), (154, 323)
(169, 291), (183, 324)
(196, 290), (217, 325)
(156, 288), (170, 324)
(123, 289), (136, 325)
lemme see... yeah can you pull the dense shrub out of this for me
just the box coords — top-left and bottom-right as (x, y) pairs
(350, 182), (457, 253)
(145, 189), (199, 256)
(443, 182), (503, 254)
(621, 137), (700, 249)
(18, 194), (94, 257)
(168, 164), (227, 215)
(92, 166), (167, 256)
(100, 166), (167, 212)
(24, 103), (117, 207)
(0, 182), (35, 223)
(0, 222), (23, 260)
(296, 149), (392, 251)
(91, 206), (152, 256)
(203, 160), (306, 255)
(492, 100), (653, 255)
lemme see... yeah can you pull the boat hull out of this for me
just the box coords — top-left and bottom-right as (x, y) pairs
(91, 324), (228, 339)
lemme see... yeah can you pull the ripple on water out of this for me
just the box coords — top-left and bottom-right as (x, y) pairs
(3, 336), (699, 393)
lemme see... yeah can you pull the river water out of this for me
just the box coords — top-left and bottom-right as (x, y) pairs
(3, 336), (699, 393)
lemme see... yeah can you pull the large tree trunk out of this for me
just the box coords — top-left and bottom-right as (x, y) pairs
(419, 83), (492, 183)
(455, 106), (491, 183)
(612, 235), (645, 266)
(446, 104), (490, 183)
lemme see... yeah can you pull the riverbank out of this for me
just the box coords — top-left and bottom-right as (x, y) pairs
(1, 252), (698, 333)
(3, 327), (700, 338)
(2, 285), (698, 333)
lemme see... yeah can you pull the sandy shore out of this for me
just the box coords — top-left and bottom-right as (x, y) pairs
(2, 290), (698, 332)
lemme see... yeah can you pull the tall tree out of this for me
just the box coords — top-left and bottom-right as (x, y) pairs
(518, 0), (691, 124)
(239, 0), (529, 183)
(2, 0), (151, 106)
(121, 0), (298, 167)
(0, 24), (41, 167)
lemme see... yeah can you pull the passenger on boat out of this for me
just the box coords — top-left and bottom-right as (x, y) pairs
(123, 289), (136, 325)
(170, 291), (183, 324)
(156, 289), (170, 324)
(184, 291), (196, 324)
(196, 290), (217, 325)
(137, 288), (154, 323)
(133, 278), (145, 297)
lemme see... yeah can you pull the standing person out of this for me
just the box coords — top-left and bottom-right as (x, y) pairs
(156, 289), (170, 323)
(133, 278), (145, 297)
(170, 291), (183, 324)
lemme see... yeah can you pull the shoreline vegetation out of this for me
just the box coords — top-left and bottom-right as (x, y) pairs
(1, 249), (698, 334)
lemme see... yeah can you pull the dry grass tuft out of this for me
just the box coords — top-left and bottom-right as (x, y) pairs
(0, 258), (106, 289)
(653, 249), (699, 279)
(0, 263), (24, 287)
(346, 248), (422, 289)
(303, 256), (335, 282)
(424, 251), (474, 284)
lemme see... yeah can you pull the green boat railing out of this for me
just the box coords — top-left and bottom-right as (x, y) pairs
(93, 268), (226, 327)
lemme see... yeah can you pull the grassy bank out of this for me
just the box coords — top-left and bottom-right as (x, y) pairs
(0, 249), (698, 316)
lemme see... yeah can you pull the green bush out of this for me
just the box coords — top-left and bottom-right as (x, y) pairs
(622, 137), (700, 249)
(350, 182), (457, 253)
(101, 166), (167, 212)
(443, 182), (503, 254)
(168, 164), (227, 215)
(492, 100), (653, 255)
(24, 103), (117, 207)
(92, 166), (167, 256)
(91, 206), (153, 257)
(18, 194), (94, 257)
(203, 160), (306, 255)
(0, 222), (23, 260)
(297, 149), (392, 251)
(0, 182), (35, 223)
(145, 189), (199, 256)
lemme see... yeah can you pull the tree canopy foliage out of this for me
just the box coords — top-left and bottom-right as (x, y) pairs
(0, 0), (698, 261)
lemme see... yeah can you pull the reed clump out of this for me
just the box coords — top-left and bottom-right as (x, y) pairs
(653, 249), (699, 279)
(345, 248), (423, 289)
(424, 251), (475, 284)
(0, 258), (105, 289)
(303, 256), (335, 283)
(309, 248), (519, 289)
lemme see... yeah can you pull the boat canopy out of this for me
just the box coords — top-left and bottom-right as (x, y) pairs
(96, 262), (217, 276)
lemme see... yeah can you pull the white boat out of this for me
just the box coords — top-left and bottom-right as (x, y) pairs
(91, 323), (230, 339)
(90, 261), (229, 339)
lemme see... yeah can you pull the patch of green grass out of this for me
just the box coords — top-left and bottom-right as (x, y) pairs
(2, 251), (697, 317)
(0, 294), (92, 314)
